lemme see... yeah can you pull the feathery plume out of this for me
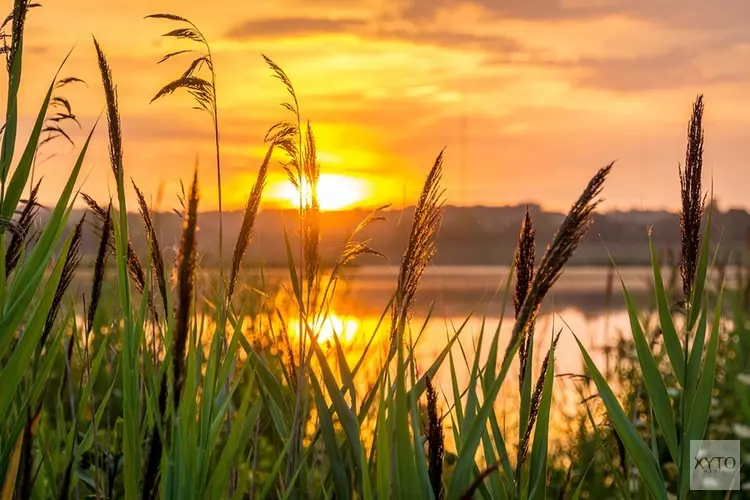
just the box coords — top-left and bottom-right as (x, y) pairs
(146, 14), (215, 117)
(262, 55), (301, 191)
(41, 216), (84, 347)
(505, 163), (612, 364)
(93, 37), (123, 181)
(133, 180), (169, 316)
(2, 0), (37, 72)
(88, 204), (112, 334)
(391, 151), (445, 338)
(173, 169), (199, 410)
(515, 209), (536, 391)
(6, 179), (40, 277)
(679, 95), (705, 301)
(517, 331), (561, 474)
(425, 375), (445, 500)
(82, 193), (148, 295)
(302, 121), (320, 299)
(228, 144), (273, 301)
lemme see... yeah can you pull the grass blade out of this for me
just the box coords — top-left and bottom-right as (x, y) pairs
(572, 333), (667, 500)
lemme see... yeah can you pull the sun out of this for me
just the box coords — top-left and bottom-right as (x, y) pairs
(271, 173), (369, 211)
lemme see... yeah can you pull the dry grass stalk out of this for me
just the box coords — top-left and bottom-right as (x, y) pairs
(425, 375), (445, 500)
(505, 163), (612, 365)
(40, 215), (84, 347)
(1, 0), (37, 72)
(517, 331), (561, 474)
(679, 95), (705, 301)
(302, 121), (320, 305)
(228, 143), (273, 301)
(82, 193), (148, 295)
(173, 169), (199, 410)
(459, 463), (501, 500)
(391, 151), (445, 339)
(515, 209), (536, 391)
(93, 37), (123, 182)
(133, 180), (169, 317)
(331, 205), (389, 278)
(88, 203), (112, 334)
(6, 179), (40, 277)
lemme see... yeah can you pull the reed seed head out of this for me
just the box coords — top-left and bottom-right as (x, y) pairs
(679, 94), (705, 301)
(133, 180), (169, 317)
(505, 163), (612, 365)
(93, 37), (123, 181)
(6, 179), (40, 277)
(88, 204), (112, 334)
(228, 144), (273, 301)
(173, 169), (199, 411)
(391, 150), (445, 338)
(515, 209), (536, 390)
(41, 215), (84, 347)
(425, 375), (445, 500)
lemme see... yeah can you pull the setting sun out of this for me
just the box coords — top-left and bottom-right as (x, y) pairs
(270, 173), (370, 211)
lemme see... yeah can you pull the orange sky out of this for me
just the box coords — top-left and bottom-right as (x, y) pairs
(7, 0), (750, 212)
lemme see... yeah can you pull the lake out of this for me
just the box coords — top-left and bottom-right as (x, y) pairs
(228, 265), (670, 413)
(231, 264), (672, 447)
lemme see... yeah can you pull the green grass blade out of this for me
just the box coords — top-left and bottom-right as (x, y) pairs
(621, 281), (679, 463)
(376, 371), (392, 498)
(311, 373), (351, 500)
(0, 234), (69, 426)
(648, 235), (685, 384)
(685, 306), (708, 420)
(688, 207), (712, 330)
(1, 56), (67, 219)
(528, 339), (556, 500)
(408, 342), (436, 500)
(571, 460), (595, 500)
(686, 286), (722, 442)
(572, 333), (667, 500)
(394, 327), (420, 499)
(332, 331), (356, 410)
(207, 396), (262, 499)
(310, 337), (365, 493)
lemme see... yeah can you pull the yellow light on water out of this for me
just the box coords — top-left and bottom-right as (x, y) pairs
(288, 312), (360, 343)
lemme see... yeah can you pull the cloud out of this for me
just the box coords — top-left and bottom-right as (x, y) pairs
(575, 50), (726, 91)
(376, 28), (522, 54)
(226, 17), (366, 39)
(401, 0), (750, 30)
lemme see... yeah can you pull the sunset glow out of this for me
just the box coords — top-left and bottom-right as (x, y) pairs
(288, 312), (361, 343)
(270, 174), (371, 211)
(17, 1), (750, 211)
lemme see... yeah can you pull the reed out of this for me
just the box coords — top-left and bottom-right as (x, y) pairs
(228, 143), (273, 301)
(88, 203), (111, 334)
(391, 151), (445, 339)
(133, 180), (169, 316)
(425, 375), (444, 500)
(506, 163), (612, 366)
(679, 94), (705, 302)
(173, 169), (199, 410)
(5, 178), (38, 276)
(40, 215), (83, 346)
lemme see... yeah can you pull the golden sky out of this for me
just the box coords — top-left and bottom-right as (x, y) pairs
(9, 0), (750, 211)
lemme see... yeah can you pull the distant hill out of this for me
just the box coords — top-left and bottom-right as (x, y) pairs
(53, 203), (749, 268)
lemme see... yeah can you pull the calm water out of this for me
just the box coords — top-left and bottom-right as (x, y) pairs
(240, 264), (665, 446)
(234, 265), (664, 400)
